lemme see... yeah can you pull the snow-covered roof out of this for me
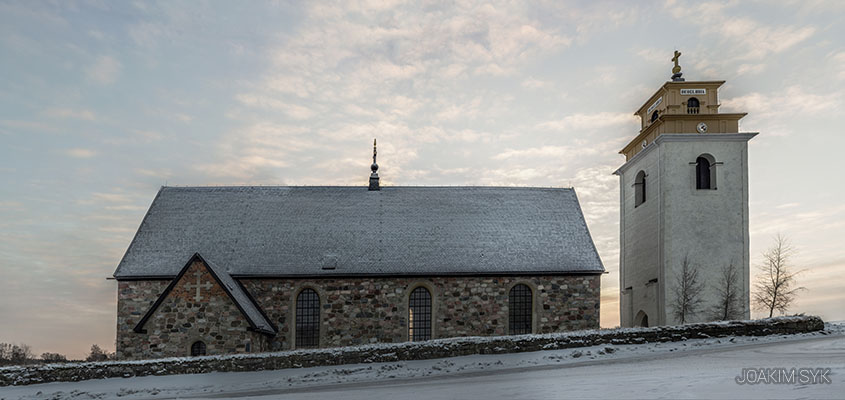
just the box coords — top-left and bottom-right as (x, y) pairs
(113, 186), (605, 279)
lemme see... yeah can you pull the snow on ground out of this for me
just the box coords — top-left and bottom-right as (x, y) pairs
(2, 322), (843, 400)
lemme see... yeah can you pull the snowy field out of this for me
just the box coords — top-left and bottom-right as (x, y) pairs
(2, 322), (843, 400)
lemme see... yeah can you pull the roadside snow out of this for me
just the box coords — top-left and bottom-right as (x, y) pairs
(1, 322), (842, 400)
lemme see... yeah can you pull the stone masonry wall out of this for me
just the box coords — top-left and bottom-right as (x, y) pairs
(117, 274), (599, 359)
(117, 261), (269, 359)
(116, 280), (169, 359)
(242, 275), (600, 351)
(9, 316), (825, 386)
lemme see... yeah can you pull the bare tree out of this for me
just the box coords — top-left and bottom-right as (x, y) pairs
(0, 343), (33, 365)
(753, 234), (805, 317)
(86, 344), (109, 362)
(711, 262), (742, 320)
(671, 255), (705, 324)
(41, 352), (68, 362)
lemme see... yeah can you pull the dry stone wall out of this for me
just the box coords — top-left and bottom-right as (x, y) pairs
(2, 316), (825, 386)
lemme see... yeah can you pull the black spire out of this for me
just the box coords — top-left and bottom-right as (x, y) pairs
(368, 138), (380, 191)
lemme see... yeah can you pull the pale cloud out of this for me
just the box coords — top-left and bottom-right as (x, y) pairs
(64, 148), (97, 158)
(44, 108), (96, 121)
(90, 192), (133, 203)
(134, 168), (171, 178)
(667, 0), (815, 61)
(536, 112), (637, 132)
(235, 94), (316, 120)
(195, 123), (314, 181)
(833, 51), (845, 80)
(736, 63), (765, 75)
(722, 86), (840, 122)
(132, 129), (163, 142)
(521, 77), (551, 89)
(494, 145), (597, 161)
(86, 55), (122, 85)
(174, 113), (193, 123)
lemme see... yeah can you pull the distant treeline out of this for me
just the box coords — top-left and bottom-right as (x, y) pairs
(0, 343), (114, 366)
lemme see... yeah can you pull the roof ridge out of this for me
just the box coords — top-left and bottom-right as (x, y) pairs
(161, 185), (575, 190)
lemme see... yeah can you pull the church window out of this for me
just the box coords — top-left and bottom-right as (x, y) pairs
(634, 171), (647, 207)
(508, 284), (533, 335)
(296, 288), (320, 348)
(695, 154), (717, 190)
(651, 111), (659, 122)
(687, 97), (700, 114)
(408, 286), (432, 341)
(190, 341), (206, 357)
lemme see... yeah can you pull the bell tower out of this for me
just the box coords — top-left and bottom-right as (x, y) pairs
(614, 52), (756, 327)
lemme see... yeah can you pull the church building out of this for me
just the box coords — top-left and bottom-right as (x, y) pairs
(114, 141), (604, 359)
(614, 52), (754, 327)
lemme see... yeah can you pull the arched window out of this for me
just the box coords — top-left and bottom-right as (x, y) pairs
(651, 111), (659, 122)
(408, 287), (432, 341)
(190, 341), (206, 356)
(634, 170), (647, 207)
(296, 288), (320, 348)
(695, 154), (717, 190)
(508, 284), (533, 335)
(687, 97), (700, 114)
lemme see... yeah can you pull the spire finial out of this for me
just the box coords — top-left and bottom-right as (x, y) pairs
(671, 50), (685, 81)
(369, 138), (380, 191)
(372, 138), (378, 172)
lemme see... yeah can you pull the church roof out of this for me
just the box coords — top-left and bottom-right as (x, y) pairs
(113, 186), (605, 279)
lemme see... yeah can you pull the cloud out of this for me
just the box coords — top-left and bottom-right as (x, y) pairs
(536, 112), (637, 132)
(667, 0), (815, 61)
(64, 148), (97, 158)
(494, 145), (597, 161)
(90, 192), (133, 203)
(43, 108), (97, 121)
(86, 55), (122, 85)
(235, 94), (316, 120)
(833, 51), (845, 80)
(521, 77), (551, 89)
(722, 85), (841, 129)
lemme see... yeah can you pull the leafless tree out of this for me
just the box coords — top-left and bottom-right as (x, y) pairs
(671, 255), (705, 324)
(86, 344), (109, 362)
(754, 234), (805, 317)
(711, 262), (742, 320)
(0, 343), (33, 365)
(41, 352), (68, 362)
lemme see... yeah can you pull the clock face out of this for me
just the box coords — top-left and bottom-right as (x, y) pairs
(696, 122), (708, 133)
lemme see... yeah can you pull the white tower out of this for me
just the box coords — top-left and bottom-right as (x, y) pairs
(614, 53), (755, 327)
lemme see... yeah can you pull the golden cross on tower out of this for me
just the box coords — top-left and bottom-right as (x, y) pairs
(671, 50), (682, 74)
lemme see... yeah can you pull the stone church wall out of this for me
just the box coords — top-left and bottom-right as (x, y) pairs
(116, 262), (269, 360)
(117, 274), (600, 359)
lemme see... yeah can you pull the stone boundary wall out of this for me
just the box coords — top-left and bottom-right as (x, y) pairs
(0, 316), (824, 386)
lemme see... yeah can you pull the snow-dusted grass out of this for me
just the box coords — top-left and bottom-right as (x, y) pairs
(0, 321), (841, 400)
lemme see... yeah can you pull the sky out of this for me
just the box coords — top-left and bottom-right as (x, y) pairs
(1, 0), (843, 360)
